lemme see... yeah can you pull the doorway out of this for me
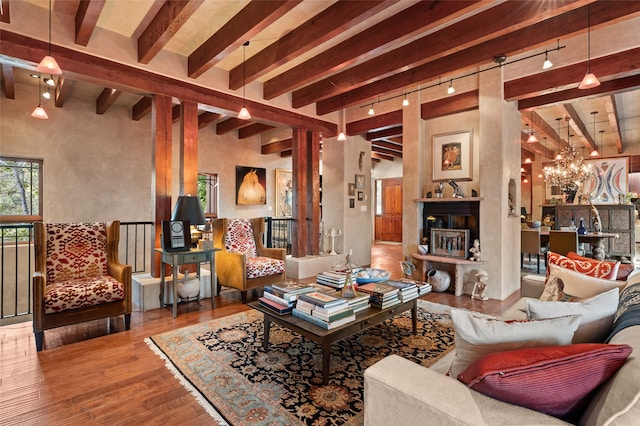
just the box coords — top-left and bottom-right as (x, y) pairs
(375, 177), (403, 242)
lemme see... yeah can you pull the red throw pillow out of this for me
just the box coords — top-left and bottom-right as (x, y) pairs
(566, 252), (633, 281)
(546, 251), (619, 280)
(457, 344), (632, 418)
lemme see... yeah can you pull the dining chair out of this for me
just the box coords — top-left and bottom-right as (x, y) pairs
(521, 229), (547, 274)
(548, 230), (579, 256)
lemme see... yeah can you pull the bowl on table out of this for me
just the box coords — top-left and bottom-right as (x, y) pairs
(355, 268), (391, 284)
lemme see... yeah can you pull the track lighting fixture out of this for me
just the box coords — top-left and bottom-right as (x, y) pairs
(542, 51), (553, 70)
(447, 79), (455, 95)
(368, 104), (374, 115)
(402, 94), (409, 107)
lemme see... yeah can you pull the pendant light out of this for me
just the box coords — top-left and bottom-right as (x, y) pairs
(402, 93), (409, 107)
(36, 0), (62, 75)
(447, 79), (455, 94)
(589, 111), (600, 157)
(578, 5), (600, 90)
(542, 50), (553, 70)
(368, 103), (374, 115)
(337, 108), (347, 141)
(238, 41), (251, 120)
(31, 74), (49, 119)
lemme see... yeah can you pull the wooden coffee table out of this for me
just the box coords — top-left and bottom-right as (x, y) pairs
(249, 298), (418, 384)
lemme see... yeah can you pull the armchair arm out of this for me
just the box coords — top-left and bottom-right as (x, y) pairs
(215, 250), (248, 290)
(257, 246), (286, 261)
(32, 272), (46, 332)
(109, 261), (132, 311)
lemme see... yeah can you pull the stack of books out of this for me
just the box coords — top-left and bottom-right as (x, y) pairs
(385, 280), (419, 302)
(293, 291), (356, 329)
(316, 271), (349, 289)
(343, 291), (371, 313)
(259, 282), (315, 315)
(399, 278), (432, 296)
(357, 282), (400, 309)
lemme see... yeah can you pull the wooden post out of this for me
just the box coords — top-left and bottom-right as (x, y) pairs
(179, 101), (199, 196)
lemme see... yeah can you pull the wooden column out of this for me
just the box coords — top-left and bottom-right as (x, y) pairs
(291, 128), (321, 257)
(151, 95), (173, 278)
(179, 101), (199, 196)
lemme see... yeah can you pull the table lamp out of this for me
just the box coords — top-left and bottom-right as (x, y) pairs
(171, 195), (206, 248)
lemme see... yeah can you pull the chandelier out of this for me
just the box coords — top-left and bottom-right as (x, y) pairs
(543, 143), (592, 192)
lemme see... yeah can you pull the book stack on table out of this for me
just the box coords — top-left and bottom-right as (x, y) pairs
(293, 291), (356, 329)
(259, 282), (315, 315)
(343, 291), (371, 313)
(316, 271), (349, 289)
(385, 280), (419, 302)
(357, 282), (400, 309)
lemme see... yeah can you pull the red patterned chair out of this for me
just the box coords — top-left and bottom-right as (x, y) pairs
(212, 218), (286, 303)
(32, 221), (132, 351)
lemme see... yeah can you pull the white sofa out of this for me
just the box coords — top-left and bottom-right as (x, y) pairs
(364, 273), (640, 426)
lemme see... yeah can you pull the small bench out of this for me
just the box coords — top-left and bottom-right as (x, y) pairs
(410, 253), (487, 296)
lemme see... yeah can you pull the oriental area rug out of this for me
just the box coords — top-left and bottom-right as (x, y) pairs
(146, 300), (454, 426)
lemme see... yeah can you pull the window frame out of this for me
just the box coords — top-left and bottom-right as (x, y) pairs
(198, 172), (218, 219)
(0, 156), (43, 223)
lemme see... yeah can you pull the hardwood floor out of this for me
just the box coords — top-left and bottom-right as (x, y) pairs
(0, 243), (519, 425)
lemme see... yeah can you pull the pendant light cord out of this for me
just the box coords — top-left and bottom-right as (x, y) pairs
(586, 5), (591, 72)
(48, 0), (52, 56)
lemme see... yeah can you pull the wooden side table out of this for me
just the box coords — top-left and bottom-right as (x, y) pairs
(155, 248), (220, 318)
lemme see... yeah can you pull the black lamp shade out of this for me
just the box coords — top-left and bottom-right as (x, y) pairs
(171, 196), (205, 225)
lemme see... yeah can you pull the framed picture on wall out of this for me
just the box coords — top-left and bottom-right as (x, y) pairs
(235, 166), (266, 205)
(355, 174), (366, 189)
(357, 191), (363, 201)
(432, 130), (473, 181)
(349, 199), (355, 208)
(583, 157), (629, 204)
(348, 183), (356, 196)
(430, 228), (469, 259)
(275, 169), (293, 216)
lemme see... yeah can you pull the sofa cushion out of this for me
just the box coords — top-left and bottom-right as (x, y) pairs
(606, 281), (640, 343)
(547, 251), (619, 280)
(45, 222), (109, 284)
(448, 309), (580, 378)
(543, 263), (626, 301)
(225, 219), (257, 258)
(457, 344), (632, 419)
(246, 256), (285, 279)
(565, 251), (633, 281)
(44, 275), (125, 314)
(526, 289), (619, 343)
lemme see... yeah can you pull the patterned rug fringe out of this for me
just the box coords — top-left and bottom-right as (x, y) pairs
(144, 337), (229, 426)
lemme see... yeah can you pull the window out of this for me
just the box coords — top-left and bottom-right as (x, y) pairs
(0, 156), (43, 222)
(375, 179), (382, 215)
(198, 173), (218, 217)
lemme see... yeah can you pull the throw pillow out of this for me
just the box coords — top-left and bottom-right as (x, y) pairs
(526, 288), (619, 343)
(566, 251), (634, 281)
(457, 344), (633, 418)
(544, 263), (626, 300)
(547, 251), (619, 280)
(448, 309), (580, 378)
(606, 281), (640, 342)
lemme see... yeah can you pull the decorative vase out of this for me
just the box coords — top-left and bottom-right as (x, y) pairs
(427, 269), (451, 292)
(577, 218), (587, 235)
(177, 270), (200, 299)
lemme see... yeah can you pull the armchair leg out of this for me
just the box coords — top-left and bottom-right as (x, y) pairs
(241, 291), (247, 304)
(124, 313), (131, 330)
(34, 331), (44, 352)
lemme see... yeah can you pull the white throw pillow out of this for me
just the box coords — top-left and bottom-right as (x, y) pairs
(546, 263), (626, 300)
(449, 309), (580, 378)
(526, 288), (619, 343)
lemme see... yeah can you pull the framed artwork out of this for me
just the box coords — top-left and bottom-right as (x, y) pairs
(348, 183), (355, 196)
(583, 157), (629, 204)
(275, 169), (293, 216)
(432, 130), (473, 181)
(349, 199), (355, 208)
(430, 228), (470, 259)
(235, 166), (266, 205)
(355, 174), (366, 189)
(357, 191), (363, 201)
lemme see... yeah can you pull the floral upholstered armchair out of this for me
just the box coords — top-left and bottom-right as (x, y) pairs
(212, 218), (286, 303)
(32, 221), (132, 351)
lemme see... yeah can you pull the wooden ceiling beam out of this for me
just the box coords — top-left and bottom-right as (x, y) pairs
(314, 2), (640, 115)
(198, 112), (222, 129)
(132, 97), (152, 121)
(605, 95), (624, 154)
(96, 87), (121, 115)
(517, 73), (640, 110)
(346, 110), (402, 135)
(0, 64), (14, 99)
(188, 1), (299, 79)
(521, 132), (555, 159)
(238, 123), (276, 139)
(366, 126), (403, 141)
(172, 104), (181, 123)
(371, 152), (394, 162)
(371, 140), (402, 153)
(0, 0), (10, 23)
(54, 77), (73, 107)
(421, 90), (478, 120)
(506, 47), (640, 101)
(563, 104), (597, 151)
(262, 138), (293, 155)
(138, 0), (203, 64)
(75, 0), (106, 46)
(371, 146), (402, 158)
(263, 0), (480, 99)
(0, 30), (336, 134)
(521, 110), (568, 150)
(229, 0), (396, 90)
(295, 0), (591, 110)
(280, 150), (292, 158)
(216, 117), (253, 135)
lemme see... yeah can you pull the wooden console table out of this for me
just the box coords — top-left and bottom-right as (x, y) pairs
(410, 253), (486, 296)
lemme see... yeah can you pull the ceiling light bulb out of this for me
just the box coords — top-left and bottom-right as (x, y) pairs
(523, 177), (529, 183)
(337, 132), (347, 142)
(524, 157), (532, 164)
(36, 56), (62, 75)
(42, 90), (51, 100)
(542, 52), (553, 70)
(590, 148), (599, 157)
(238, 107), (251, 120)
(31, 105), (48, 119)
(578, 72), (601, 90)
